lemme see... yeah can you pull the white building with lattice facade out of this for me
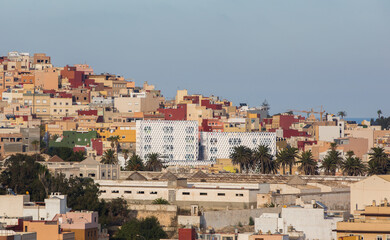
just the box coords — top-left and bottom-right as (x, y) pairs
(200, 132), (276, 161)
(136, 120), (199, 163)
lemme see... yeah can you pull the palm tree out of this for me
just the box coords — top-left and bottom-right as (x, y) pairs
(125, 154), (144, 171)
(276, 148), (289, 175)
(122, 149), (130, 162)
(146, 153), (163, 171)
(297, 150), (317, 175)
(230, 146), (253, 173)
(321, 143), (343, 175)
(31, 140), (40, 153)
(368, 147), (389, 174)
(287, 147), (298, 175)
(253, 145), (276, 174)
(108, 135), (121, 164)
(337, 111), (347, 119)
(31, 140), (40, 162)
(342, 151), (366, 176)
(377, 110), (382, 119)
(101, 149), (117, 165)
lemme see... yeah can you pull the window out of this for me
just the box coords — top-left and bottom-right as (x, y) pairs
(124, 191), (132, 194)
(137, 191), (144, 194)
(377, 235), (383, 240)
(210, 147), (217, 154)
(200, 193), (207, 196)
(54, 102), (57, 105)
(42, 100), (47, 103)
(111, 190), (119, 193)
(182, 192), (190, 195)
(386, 235), (390, 240)
(210, 138), (217, 145)
(163, 135), (174, 143)
(36, 100), (40, 103)
(163, 126), (174, 134)
(185, 126), (195, 134)
(236, 193), (244, 197)
(150, 191), (158, 194)
(144, 126), (152, 133)
(186, 145), (194, 152)
(185, 136), (195, 143)
(217, 193), (225, 196)
(145, 136), (152, 143)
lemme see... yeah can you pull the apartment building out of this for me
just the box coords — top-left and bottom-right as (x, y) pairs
(337, 204), (390, 240)
(96, 178), (269, 210)
(200, 132), (276, 161)
(136, 120), (199, 162)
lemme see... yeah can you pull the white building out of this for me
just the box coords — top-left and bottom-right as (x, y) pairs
(136, 120), (199, 163)
(0, 193), (70, 221)
(200, 132), (276, 161)
(255, 202), (343, 240)
(96, 178), (269, 210)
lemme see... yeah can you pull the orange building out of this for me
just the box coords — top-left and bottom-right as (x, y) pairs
(23, 221), (75, 240)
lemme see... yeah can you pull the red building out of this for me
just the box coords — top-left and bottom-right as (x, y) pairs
(61, 65), (84, 88)
(159, 104), (187, 120)
(178, 228), (196, 240)
(78, 109), (98, 116)
(201, 119), (224, 132)
(91, 139), (103, 156)
(278, 115), (301, 130)
(297, 140), (317, 151)
(201, 99), (222, 110)
(183, 96), (199, 104)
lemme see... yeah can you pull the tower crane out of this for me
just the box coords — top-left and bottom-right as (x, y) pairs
(287, 106), (325, 121)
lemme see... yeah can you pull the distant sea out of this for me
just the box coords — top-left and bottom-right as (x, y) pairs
(345, 117), (374, 124)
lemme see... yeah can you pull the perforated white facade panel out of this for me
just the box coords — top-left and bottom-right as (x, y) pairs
(200, 132), (276, 161)
(136, 120), (199, 163)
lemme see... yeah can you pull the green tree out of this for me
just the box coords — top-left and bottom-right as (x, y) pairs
(276, 148), (290, 175)
(108, 135), (121, 162)
(321, 143), (343, 175)
(230, 146), (253, 173)
(368, 147), (389, 175)
(122, 149), (130, 161)
(377, 110), (382, 119)
(115, 217), (167, 240)
(125, 154), (144, 171)
(101, 149), (117, 165)
(67, 150), (86, 162)
(297, 150), (317, 175)
(342, 151), (366, 176)
(145, 153), (163, 172)
(337, 111), (347, 119)
(0, 154), (48, 201)
(31, 140), (40, 153)
(98, 198), (130, 227)
(286, 147), (298, 174)
(152, 198), (169, 205)
(253, 145), (276, 174)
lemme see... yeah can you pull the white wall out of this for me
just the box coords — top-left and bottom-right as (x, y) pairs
(319, 125), (344, 142)
(0, 195), (29, 217)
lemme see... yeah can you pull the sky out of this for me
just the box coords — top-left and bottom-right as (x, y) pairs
(1, 0), (390, 117)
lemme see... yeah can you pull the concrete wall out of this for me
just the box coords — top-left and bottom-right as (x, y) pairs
(201, 207), (281, 229)
(350, 175), (390, 213)
(268, 191), (350, 211)
(128, 204), (177, 229)
(177, 216), (201, 228)
(0, 195), (29, 217)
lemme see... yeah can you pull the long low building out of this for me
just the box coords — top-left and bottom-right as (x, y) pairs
(96, 176), (270, 210)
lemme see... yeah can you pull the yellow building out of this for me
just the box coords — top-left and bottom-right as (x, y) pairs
(209, 158), (240, 173)
(336, 203), (390, 240)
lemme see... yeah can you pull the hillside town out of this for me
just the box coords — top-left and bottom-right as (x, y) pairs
(1, 51), (390, 240)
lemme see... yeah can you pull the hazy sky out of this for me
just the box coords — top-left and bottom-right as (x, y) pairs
(1, 0), (389, 117)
